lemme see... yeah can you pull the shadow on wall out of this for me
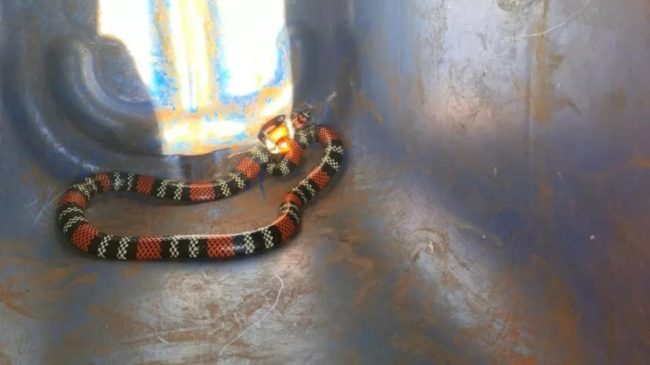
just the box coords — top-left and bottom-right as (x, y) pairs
(2, 0), (168, 178)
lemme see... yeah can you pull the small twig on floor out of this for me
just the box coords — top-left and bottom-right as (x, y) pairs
(510, 0), (592, 40)
(218, 274), (284, 358)
(34, 187), (61, 224)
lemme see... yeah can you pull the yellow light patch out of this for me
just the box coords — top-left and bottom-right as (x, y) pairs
(269, 125), (289, 143)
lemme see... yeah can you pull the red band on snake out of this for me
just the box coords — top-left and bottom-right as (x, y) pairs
(56, 113), (344, 260)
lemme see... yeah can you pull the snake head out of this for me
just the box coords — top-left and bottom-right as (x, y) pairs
(258, 115), (295, 154)
(291, 108), (313, 130)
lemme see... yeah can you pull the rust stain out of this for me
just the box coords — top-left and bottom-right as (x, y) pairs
(20, 160), (54, 187)
(510, 356), (540, 365)
(460, 273), (536, 364)
(71, 273), (98, 286)
(638, 90), (650, 107)
(392, 269), (441, 331)
(586, 162), (650, 360)
(55, 291), (254, 360)
(529, 255), (584, 363)
(0, 255), (97, 320)
(393, 268), (418, 312)
(586, 189), (650, 363)
(398, 211), (587, 364)
(530, 0), (550, 124)
(352, 90), (384, 124)
(327, 234), (374, 272)
(394, 222), (539, 363)
(327, 229), (380, 309)
(0, 278), (33, 318)
(530, 0), (566, 123)
(471, 256), (584, 364)
(132, 327), (215, 346)
(30, 267), (70, 286)
(119, 263), (146, 279)
(606, 88), (628, 111)
(86, 304), (156, 337)
(517, 74), (578, 116)
(426, 226), (466, 292)
(628, 156), (650, 169)
(361, 0), (448, 120)
(391, 332), (467, 365)
(553, 96), (580, 115)
(25, 264), (96, 289)
(513, 77), (529, 103)
(591, 156), (650, 181)
(539, 181), (554, 200)
(413, 56), (427, 109)
(497, 0), (537, 12)
(0, 343), (10, 365)
(332, 348), (362, 365)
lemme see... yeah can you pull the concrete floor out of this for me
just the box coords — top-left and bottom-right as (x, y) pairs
(1, 0), (650, 363)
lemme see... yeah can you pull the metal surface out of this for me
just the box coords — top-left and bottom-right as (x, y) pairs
(1, 0), (649, 363)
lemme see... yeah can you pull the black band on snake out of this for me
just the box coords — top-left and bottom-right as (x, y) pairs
(56, 111), (344, 260)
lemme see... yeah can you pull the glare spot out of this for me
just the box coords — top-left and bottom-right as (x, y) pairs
(97, 0), (154, 87)
(218, 0), (287, 96)
(97, 0), (293, 155)
(163, 123), (190, 142)
(260, 85), (294, 120)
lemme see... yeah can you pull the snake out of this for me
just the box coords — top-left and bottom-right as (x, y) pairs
(56, 111), (344, 260)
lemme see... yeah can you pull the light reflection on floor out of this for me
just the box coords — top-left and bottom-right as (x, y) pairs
(97, 0), (293, 155)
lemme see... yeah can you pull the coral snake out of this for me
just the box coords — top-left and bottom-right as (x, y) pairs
(56, 110), (344, 260)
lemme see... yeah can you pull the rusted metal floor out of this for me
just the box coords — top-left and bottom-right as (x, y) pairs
(1, 0), (650, 363)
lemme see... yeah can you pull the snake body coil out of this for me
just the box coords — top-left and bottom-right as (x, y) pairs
(56, 116), (343, 260)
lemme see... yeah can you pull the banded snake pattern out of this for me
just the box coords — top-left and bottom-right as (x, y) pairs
(56, 112), (344, 260)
